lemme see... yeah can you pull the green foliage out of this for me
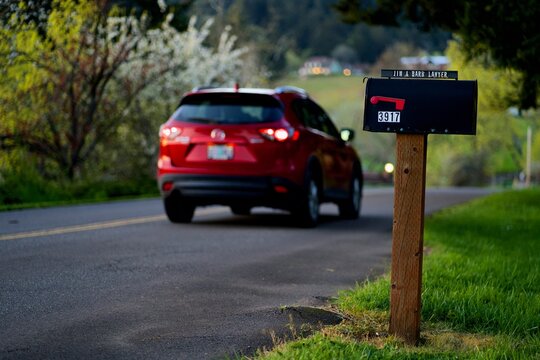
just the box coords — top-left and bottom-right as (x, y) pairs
(0, 150), (158, 209)
(458, 1), (540, 109)
(192, 0), (449, 77)
(0, 0), (247, 191)
(425, 42), (532, 185)
(334, 0), (540, 110)
(0, 165), (63, 206)
(1, 0), (135, 179)
(534, 131), (540, 173)
(446, 41), (519, 112)
(110, 0), (194, 30)
(370, 42), (423, 71)
(0, 169), (158, 210)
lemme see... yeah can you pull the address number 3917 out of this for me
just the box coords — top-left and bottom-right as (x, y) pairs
(378, 111), (401, 123)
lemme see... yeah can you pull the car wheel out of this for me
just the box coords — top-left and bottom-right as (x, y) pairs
(230, 205), (251, 216)
(295, 170), (320, 228)
(164, 193), (195, 223)
(339, 171), (362, 220)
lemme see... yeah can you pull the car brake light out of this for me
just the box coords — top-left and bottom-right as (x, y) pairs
(259, 128), (298, 142)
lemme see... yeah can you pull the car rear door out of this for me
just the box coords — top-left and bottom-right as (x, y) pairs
(293, 99), (351, 195)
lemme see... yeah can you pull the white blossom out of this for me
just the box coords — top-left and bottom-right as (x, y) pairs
(103, 14), (248, 107)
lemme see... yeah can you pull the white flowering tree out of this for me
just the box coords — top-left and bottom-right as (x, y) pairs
(0, 0), (247, 180)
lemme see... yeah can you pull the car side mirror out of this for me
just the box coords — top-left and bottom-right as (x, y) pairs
(340, 128), (355, 142)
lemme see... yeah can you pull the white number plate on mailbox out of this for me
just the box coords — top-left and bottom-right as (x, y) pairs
(377, 111), (401, 123)
(207, 144), (234, 160)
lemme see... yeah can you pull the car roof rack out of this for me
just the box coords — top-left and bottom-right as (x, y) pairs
(192, 86), (218, 92)
(274, 86), (308, 96)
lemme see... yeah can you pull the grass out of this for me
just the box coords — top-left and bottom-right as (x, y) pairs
(276, 75), (365, 129)
(253, 189), (540, 359)
(0, 174), (159, 211)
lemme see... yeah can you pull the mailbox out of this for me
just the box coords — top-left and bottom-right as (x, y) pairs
(363, 78), (477, 135)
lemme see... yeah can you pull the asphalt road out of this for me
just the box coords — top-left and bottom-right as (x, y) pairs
(0, 188), (491, 359)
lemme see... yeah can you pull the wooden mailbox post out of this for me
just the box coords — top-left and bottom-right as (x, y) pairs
(363, 69), (477, 344)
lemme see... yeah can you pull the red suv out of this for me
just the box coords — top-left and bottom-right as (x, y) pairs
(157, 86), (362, 227)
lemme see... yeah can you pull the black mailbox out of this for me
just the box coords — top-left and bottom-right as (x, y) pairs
(363, 78), (477, 135)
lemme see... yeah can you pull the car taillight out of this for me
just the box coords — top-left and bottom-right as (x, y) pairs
(159, 125), (182, 140)
(259, 127), (299, 142)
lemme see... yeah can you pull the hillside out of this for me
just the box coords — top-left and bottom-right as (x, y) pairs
(191, 0), (450, 77)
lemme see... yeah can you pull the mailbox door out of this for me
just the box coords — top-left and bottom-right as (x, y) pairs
(363, 78), (477, 135)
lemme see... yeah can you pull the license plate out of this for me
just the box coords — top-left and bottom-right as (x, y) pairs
(378, 111), (401, 123)
(207, 144), (234, 160)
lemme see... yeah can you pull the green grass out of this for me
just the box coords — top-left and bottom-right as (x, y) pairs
(0, 174), (159, 211)
(254, 189), (540, 359)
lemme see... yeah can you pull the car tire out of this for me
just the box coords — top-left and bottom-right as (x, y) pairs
(164, 193), (195, 223)
(339, 170), (362, 220)
(230, 205), (251, 216)
(295, 169), (320, 228)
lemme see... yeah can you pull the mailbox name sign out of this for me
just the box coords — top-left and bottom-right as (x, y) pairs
(363, 77), (477, 135)
(381, 69), (458, 80)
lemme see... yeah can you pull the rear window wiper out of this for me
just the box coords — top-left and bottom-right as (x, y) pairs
(185, 117), (219, 124)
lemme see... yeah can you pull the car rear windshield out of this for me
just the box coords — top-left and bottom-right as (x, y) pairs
(171, 93), (284, 124)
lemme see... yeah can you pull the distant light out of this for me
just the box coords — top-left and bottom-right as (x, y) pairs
(384, 163), (395, 174)
(343, 68), (352, 76)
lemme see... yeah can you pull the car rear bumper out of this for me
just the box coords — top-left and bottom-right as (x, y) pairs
(158, 174), (303, 209)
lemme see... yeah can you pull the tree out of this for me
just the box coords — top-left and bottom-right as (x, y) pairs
(0, 0), (246, 180)
(110, 0), (194, 30)
(334, 0), (540, 110)
(0, 0), (51, 33)
(426, 41), (526, 186)
(0, 0), (194, 32)
(370, 42), (423, 72)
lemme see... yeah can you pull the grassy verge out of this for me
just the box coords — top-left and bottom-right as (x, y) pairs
(0, 175), (159, 211)
(254, 189), (540, 359)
